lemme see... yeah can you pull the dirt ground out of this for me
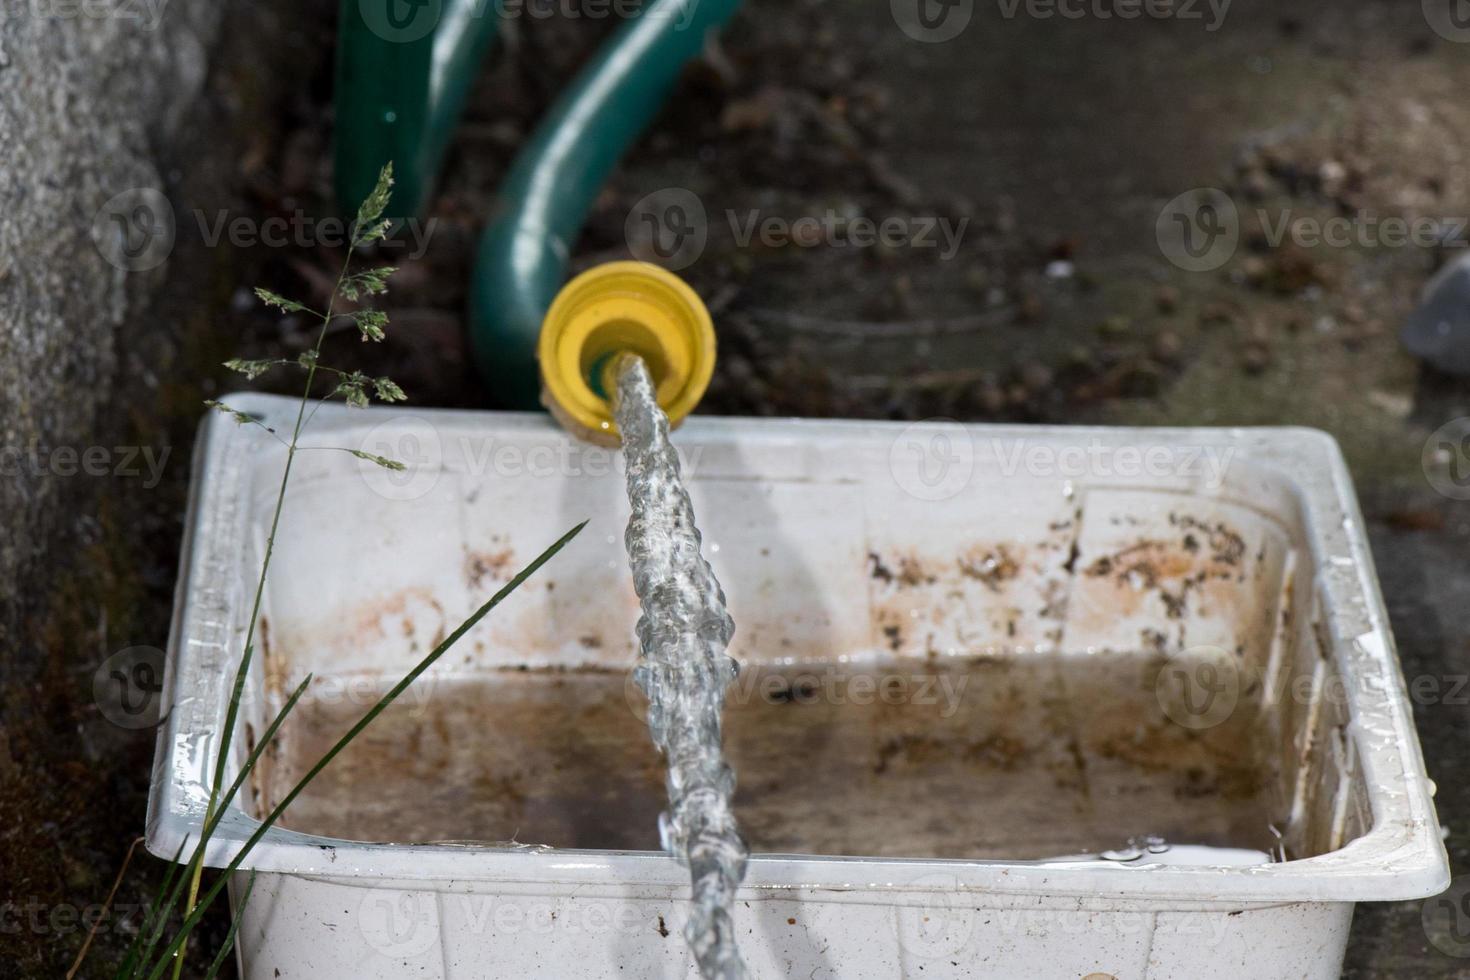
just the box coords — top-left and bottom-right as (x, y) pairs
(9, 0), (1470, 975)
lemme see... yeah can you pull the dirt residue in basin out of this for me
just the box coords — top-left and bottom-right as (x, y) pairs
(265, 652), (1284, 860)
(465, 545), (515, 589)
(871, 552), (937, 588)
(869, 540), (1053, 657)
(958, 544), (1021, 593)
(1170, 513), (1248, 567)
(1079, 513), (1255, 626)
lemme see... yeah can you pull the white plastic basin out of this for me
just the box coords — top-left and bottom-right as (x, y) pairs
(148, 394), (1449, 978)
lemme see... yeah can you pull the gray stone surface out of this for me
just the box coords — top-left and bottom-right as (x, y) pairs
(0, 6), (220, 973)
(0, 1), (217, 645)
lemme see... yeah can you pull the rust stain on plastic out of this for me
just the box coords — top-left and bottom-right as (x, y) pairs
(1077, 512), (1254, 633)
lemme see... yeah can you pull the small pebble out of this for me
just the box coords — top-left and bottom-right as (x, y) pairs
(1319, 160), (1347, 197)
(1020, 362), (1053, 393)
(1120, 361), (1164, 397)
(1241, 256), (1270, 289)
(1240, 169), (1272, 201)
(1152, 330), (1184, 365)
(1200, 303), (1235, 327)
(1242, 344), (1272, 374)
(977, 382), (1006, 415)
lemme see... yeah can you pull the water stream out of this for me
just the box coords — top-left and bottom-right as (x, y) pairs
(610, 353), (750, 979)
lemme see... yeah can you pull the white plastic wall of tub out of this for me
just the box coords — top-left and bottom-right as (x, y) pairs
(230, 874), (1354, 980)
(148, 396), (1447, 980)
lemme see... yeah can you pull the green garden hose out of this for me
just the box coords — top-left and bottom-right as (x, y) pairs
(469, 0), (743, 408)
(336, 0), (741, 406)
(335, 0), (500, 222)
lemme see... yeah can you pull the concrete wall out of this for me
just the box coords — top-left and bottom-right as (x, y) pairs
(0, 7), (221, 972)
(0, 2), (219, 642)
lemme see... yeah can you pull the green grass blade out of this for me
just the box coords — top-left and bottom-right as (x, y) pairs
(114, 838), (186, 980)
(140, 521), (586, 980)
(201, 872), (256, 980)
(128, 674), (313, 978)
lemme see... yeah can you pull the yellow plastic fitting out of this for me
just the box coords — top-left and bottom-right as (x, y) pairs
(537, 261), (716, 444)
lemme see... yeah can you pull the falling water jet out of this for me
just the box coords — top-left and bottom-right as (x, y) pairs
(609, 351), (749, 979)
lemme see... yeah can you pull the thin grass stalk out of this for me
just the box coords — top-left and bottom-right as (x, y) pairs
(67, 837), (144, 979)
(120, 675), (313, 980)
(113, 839), (184, 980)
(140, 522), (586, 980)
(200, 873), (256, 980)
(172, 185), (374, 980)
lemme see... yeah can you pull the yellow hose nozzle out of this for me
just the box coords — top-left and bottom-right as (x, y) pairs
(538, 261), (716, 444)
